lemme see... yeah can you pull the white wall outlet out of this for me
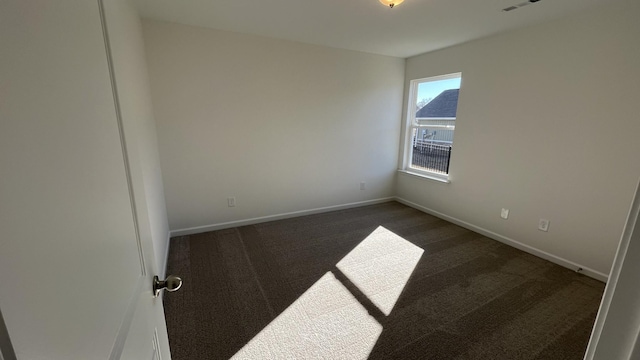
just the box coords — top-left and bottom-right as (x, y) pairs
(360, 182), (366, 191)
(538, 218), (550, 232)
(227, 197), (236, 207)
(501, 208), (509, 219)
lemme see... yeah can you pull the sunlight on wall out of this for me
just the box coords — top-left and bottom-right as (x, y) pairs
(231, 226), (423, 359)
(337, 226), (424, 315)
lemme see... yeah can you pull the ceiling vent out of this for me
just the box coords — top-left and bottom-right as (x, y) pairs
(503, 0), (541, 12)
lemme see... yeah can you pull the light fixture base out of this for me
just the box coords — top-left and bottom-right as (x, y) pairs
(379, 0), (404, 8)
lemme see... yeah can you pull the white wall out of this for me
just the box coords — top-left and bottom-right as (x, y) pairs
(397, 0), (640, 277)
(106, 5), (171, 276)
(141, 20), (405, 232)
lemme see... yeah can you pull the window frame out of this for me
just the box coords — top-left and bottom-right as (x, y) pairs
(402, 72), (462, 182)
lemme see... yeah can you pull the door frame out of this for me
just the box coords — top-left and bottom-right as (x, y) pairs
(584, 177), (640, 359)
(0, 307), (16, 360)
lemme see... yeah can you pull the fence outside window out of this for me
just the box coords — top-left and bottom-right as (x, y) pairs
(409, 120), (454, 174)
(411, 140), (452, 174)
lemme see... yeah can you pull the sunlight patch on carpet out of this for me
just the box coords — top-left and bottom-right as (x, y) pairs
(231, 226), (423, 359)
(336, 226), (424, 315)
(231, 272), (383, 359)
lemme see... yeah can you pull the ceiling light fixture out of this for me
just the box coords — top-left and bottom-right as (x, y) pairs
(379, 0), (404, 8)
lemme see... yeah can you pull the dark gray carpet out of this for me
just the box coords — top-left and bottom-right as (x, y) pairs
(163, 201), (604, 359)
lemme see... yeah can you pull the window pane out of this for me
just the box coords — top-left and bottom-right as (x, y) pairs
(415, 77), (461, 117)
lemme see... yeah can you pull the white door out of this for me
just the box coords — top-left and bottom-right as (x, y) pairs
(0, 1), (171, 359)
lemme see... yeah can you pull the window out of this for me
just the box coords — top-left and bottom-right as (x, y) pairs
(403, 73), (461, 180)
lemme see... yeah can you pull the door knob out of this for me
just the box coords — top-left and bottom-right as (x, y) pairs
(153, 275), (182, 297)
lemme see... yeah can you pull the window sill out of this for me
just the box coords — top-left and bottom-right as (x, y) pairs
(397, 170), (451, 184)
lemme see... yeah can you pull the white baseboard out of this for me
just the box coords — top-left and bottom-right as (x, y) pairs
(395, 197), (609, 282)
(170, 197), (395, 237)
(168, 195), (608, 282)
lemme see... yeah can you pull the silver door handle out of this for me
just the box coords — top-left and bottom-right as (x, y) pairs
(153, 275), (182, 297)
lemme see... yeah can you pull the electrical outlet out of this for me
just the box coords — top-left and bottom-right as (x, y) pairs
(538, 218), (550, 232)
(360, 182), (366, 191)
(227, 197), (236, 207)
(501, 208), (509, 219)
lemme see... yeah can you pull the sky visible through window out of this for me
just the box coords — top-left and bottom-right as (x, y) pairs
(417, 77), (461, 103)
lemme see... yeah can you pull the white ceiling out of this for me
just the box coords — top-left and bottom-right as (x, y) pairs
(133, 0), (607, 58)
